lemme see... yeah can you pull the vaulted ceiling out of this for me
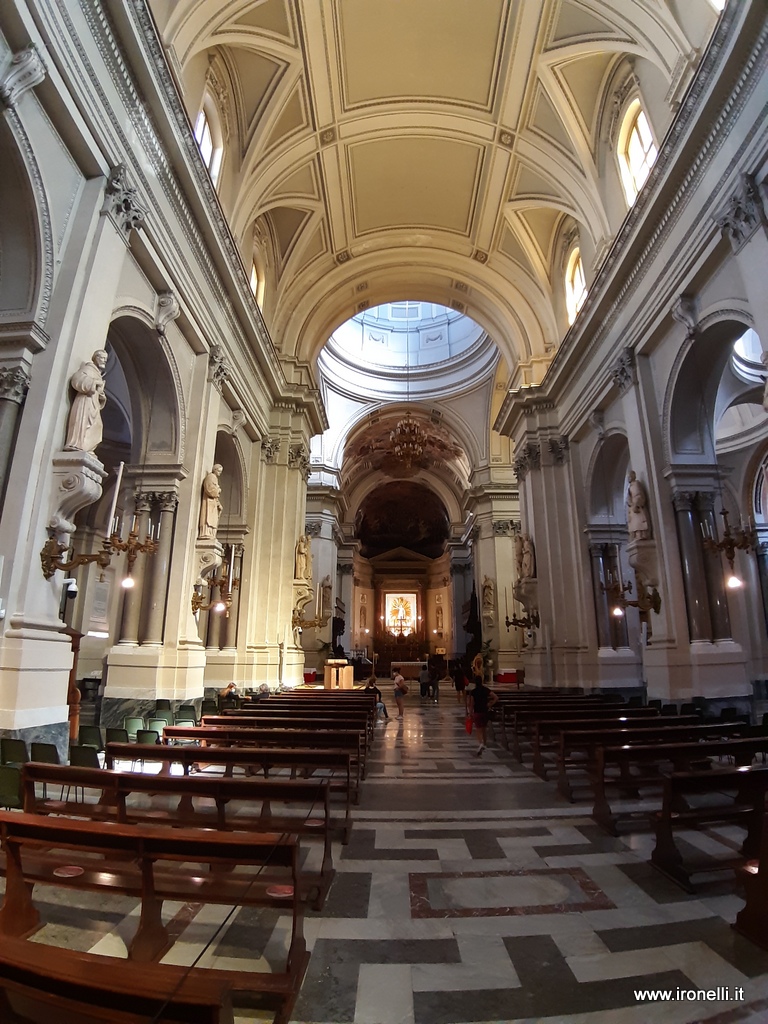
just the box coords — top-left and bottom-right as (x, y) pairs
(154, 0), (714, 376)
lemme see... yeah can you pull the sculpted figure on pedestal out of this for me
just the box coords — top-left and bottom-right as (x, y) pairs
(627, 470), (650, 540)
(64, 350), (108, 453)
(198, 464), (223, 539)
(514, 533), (524, 578)
(295, 534), (311, 579)
(521, 535), (536, 579)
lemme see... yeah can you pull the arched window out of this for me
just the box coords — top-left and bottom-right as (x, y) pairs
(194, 98), (223, 186)
(565, 248), (587, 325)
(618, 99), (658, 204)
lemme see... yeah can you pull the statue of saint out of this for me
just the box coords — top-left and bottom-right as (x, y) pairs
(295, 534), (311, 579)
(321, 574), (332, 617)
(359, 602), (367, 630)
(626, 470), (650, 540)
(64, 349), (108, 453)
(436, 604), (444, 630)
(198, 464), (223, 539)
(514, 532), (524, 578)
(482, 576), (494, 611)
(521, 535), (536, 579)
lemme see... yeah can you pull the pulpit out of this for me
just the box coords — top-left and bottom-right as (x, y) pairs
(324, 658), (354, 689)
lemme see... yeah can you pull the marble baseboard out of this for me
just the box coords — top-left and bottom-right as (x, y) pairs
(0, 721), (70, 763)
(99, 695), (203, 728)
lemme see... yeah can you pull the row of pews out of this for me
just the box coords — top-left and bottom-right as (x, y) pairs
(489, 687), (768, 948)
(0, 687), (377, 1024)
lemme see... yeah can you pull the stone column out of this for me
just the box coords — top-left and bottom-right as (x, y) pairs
(589, 544), (612, 649)
(142, 491), (178, 646)
(0, 366), (30, 502)
(672, 491), (712, 642)
(757, 542), (768, 638)
(218, 543), (243, 651)
(206, 584), (223, 650)
(697, 493), (732, 641)
(117, 492), (152, 644)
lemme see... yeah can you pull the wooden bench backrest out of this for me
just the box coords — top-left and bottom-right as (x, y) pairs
(104, 741), (353, 771)
(164, 726), (362, 750)
(0, 935), (235, 1024)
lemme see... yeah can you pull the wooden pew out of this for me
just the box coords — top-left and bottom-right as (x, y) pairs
(0, 811), (310, 1023)
(105, 740), (357, 826)
(590, 734), (768, 834)
(199, 716), (370, 770)
(504, 703), (655, 760)
(0, 935), (239, 1024)
(557, 720), (752, 803)
(206, 708), (375, 743)
(22, 764), (335, 908)
(650, 765), (768, 892)
(734, 812), (768, 950)
(491, 695), (626, 751)
(530, 713), (699, 779)
(164, 724), (367, 780)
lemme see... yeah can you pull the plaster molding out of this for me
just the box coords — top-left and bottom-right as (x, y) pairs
(0, 44), (47, 108)
(102, 164), (147, 238)
(154, 291), (180, 336)
(47, 450), (107, 546)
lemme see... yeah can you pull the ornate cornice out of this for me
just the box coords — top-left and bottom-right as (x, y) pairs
(545, 4), (767, 387)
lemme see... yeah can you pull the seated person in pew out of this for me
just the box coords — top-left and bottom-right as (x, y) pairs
(364, 676), (388, 719)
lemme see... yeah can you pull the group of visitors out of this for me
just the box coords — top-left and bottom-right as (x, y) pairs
(364, 653), (498, 755)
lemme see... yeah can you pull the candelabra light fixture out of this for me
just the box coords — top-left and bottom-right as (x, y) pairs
(601, 572), (661, 617)
(389, 414), (425, 467)
(701, 507), (757, 588)
(504, 610), (540, 631)
(192, 544), (241, 616)
(41, 463), (159, 584)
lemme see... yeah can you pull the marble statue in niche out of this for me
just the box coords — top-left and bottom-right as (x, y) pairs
(64, 349), (108, 453)
(198, 464), (223, 540)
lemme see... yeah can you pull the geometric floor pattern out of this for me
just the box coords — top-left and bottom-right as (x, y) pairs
(17, 695), (768, 1023)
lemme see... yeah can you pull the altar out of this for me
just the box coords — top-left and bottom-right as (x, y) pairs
(391, 661), (427, 681)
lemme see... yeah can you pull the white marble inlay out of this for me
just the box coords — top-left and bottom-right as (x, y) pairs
(355, 964), (414, 1024)
(428, 873), (571, 909)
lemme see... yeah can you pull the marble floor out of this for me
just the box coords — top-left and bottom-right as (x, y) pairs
(15, 695), (768, 1024)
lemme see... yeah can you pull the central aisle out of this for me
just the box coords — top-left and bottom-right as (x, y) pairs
(288, 694), (768, 1024)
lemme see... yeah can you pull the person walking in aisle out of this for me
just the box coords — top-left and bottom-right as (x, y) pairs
(468, 674), (498, 756)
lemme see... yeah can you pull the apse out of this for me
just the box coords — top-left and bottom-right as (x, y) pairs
(355, 481), (449, 559)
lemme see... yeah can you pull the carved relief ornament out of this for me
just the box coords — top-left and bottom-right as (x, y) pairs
(102, 164), (147, 237)
(717, 174), (766, 253)
(260, 437), (280, 464)
(0, 365), (31, 404)
(611, 348), (637, 394)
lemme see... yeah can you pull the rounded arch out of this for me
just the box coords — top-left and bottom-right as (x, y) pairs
(587, 431), (630, 522)
(213, 429), (247, 526)
(283, 253), (554, 372)
(106, 312), (184, 466)
(665, 309), (754, 466)
(0, 117), (52, 326)
(337, 401), (479, 483)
